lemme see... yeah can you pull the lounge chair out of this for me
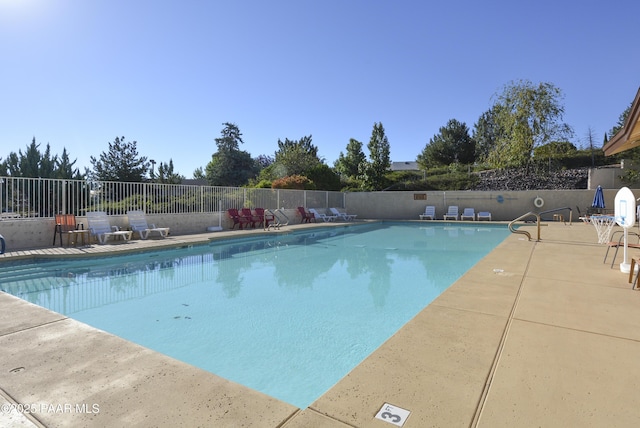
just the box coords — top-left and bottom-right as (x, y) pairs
(86, 211), (133, 244)
(241, 208), (260, 228)
(227, 208), (252, 229)
(460, 208), (475, 221)
(309, 208), (336, 222)
(52, 213), (84, 246)
(254, 208), (275, 228)
(443, 206), (459, 220)
(127, 210), (170, 239)
(329, 207), (357, 221)
(419, 206), (436, 220)
(297, 207), (315, 223)
(477, 211), (492, 221)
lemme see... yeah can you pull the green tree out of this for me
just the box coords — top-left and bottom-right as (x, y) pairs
(473, 105), (503, 163)
(417, 119), (474, 169)
(273, 135), (322, 177)
(215, 122), (244, 151)
(89, 136), (149, 182)
(608, 103), (632, 139)
(334, 138), (366, 178)
(193, 167), (205, 180)
(39, 144), (57, 179)
(4, 152), (20, 176)
(205, 123), (258, 186)
(488, 80), (573, 169)
(359, 122), (391, 190)
(55, 148), (82, 179)
(19, 138), (44, 178)
(306, 163), (341, 191)
(153, 159), (185, 184)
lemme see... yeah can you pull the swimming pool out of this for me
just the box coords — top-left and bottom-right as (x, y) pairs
(0, 222), (510, 408)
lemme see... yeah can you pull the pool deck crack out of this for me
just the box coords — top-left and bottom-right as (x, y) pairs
(469, 240), (536, 428)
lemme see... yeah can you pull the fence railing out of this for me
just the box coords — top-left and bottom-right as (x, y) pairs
(0, 176), (346, 219)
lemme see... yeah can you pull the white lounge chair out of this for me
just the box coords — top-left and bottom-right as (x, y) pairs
(309, 208), (336, 222)
(127, 210), (170, 239)
(460, 208), (475, 221)
(443, 206), (459, 220)
(419, 206), (436, 220)
(477, 211), (492, 221)
(329, 207), (356, 221)
(86, 211), (133, 244)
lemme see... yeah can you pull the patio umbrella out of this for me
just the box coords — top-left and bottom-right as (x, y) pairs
(592, 185), (605, 211)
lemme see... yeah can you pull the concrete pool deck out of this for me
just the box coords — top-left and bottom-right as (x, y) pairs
(1, 221), (640, 427)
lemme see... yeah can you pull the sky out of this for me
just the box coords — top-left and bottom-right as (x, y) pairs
(1, 0), (639, 178)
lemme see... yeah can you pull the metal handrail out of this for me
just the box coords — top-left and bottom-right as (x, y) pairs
(539, 206), (573, 224)
(266, 209), (289, 230)
(508, 211), (541, 241)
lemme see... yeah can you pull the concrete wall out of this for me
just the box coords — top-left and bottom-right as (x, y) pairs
(588, 166), (625, 190)
(344, 189), (633, 221)
(1, 190), (637, 251)
(0, 209), (304, 251)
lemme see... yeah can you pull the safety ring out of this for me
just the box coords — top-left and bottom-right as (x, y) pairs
(533, 197), (544, 208)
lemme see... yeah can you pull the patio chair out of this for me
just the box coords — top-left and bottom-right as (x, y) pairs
(443, 206), (459, 221)
(227, 208), (252, 229)
(52, 213), (84, 246)
(460, 208), (476, 221)
(297, 207), (315, 223)
(254, 208), (275, 228)
(419, 206), (436, 220)
(329, 207), (357, 221)
(603, 230), (640, 268)
(86, 211), (133, 244)
(241, 208), (260, 228)
(309, 208), (336, 222)
(477, 211), (492, 221)
(127, 210), (170, 239)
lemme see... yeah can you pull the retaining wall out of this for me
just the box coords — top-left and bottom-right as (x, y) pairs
(0, 190), (636, 251)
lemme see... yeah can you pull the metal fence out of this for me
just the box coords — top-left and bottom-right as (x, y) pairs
(0, 176), (346, 219)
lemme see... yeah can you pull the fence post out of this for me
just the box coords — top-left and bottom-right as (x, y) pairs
(62, 181), (67, 215)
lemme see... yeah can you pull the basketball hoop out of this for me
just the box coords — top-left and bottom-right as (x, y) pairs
(589, 215), (616, 244)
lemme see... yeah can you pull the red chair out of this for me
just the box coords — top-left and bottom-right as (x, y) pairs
(297, 207), (315, 223)
(227, 209), (252, 229)
(254, 208), (275, 228)
(241, 208), (259, 228)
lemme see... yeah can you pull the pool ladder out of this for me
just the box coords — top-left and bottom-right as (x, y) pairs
(265, 209), (289, 230)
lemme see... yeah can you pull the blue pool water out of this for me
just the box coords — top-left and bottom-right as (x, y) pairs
(0, 222), (510, 408)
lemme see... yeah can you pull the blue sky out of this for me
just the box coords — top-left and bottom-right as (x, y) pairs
(1, 0), (639, 178)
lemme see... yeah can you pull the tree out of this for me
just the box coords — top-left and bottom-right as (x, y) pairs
(487, 80), (573, 169)
(417, 119), (474, 168)
(215, 122), (244, 151)
(1, 138), (82, 179)
(273, 135), (322, 177)
(473, 105), (503, 163)
(334, 138), (366, 178)
(205, 123), (258, 186)
(19, 138), (44, 178)
(193, 167), (205, 180)
(206, 150), (257, 186)
(152, 159), (185, 184)
(306, 163), (342, 191)
(89, 136), (149, 182)
(608, 103), (632, 139)
(56, 148), (81, 179)
(359, 122), (391, 190)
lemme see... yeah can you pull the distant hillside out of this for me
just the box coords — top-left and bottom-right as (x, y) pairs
(472, 168), (589, 191)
